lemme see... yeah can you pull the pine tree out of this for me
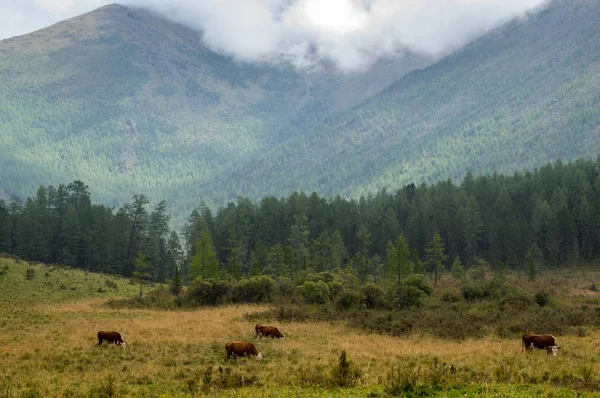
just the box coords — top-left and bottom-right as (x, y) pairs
(451, 257), (465, 280)
(425, 233), (448, 285)
(189, 232), (219, 281)
(386, 234), (413, 281)
(170, 265), (182, 296)
(134, 252), (150, 298)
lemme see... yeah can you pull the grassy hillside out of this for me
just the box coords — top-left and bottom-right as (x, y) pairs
(220, 0), (600, 199)
(0, 255), (138, 305)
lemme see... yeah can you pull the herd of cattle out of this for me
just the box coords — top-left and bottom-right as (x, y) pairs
(96, 324), (284, 360)
(96, 330), (561, 359)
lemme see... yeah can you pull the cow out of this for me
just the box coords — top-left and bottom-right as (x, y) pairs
(255, 324), (285, 339)
(96, 331), (127, 347)
(225, 341), (262, 361)
(521, 333), (561, 356)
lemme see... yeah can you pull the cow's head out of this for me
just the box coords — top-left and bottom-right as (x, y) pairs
(547, 346), (560, 356)
(255, 352), (263, 360)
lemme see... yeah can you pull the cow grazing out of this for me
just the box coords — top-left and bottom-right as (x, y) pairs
(97, 331), (127, 347)
(255, 324), (285, 339)
(225, 341), (262, 361)
(522, 333), (560, 356)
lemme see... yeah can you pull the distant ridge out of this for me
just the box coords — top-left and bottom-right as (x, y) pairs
(1, 0), (599, 225)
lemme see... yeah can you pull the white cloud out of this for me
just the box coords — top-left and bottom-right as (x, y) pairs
(0, 0), (547, 72)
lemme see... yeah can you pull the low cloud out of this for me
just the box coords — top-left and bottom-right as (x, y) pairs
(1, 0), (547, 72)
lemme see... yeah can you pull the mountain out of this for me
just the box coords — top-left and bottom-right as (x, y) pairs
(2, 0), (600, 224)
(225, 0), (600, 199)
(0, 4), (428, 220)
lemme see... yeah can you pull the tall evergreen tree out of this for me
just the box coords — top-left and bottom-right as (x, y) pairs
(425, 233), (448, 285)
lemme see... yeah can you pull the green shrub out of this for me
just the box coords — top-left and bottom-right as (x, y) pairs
(295, 281), (331, 304)
(328, 281), (344, 297)
(534, 290), (551, 307)
(404, 274), (433, 296)
(276, 277), (294, 297)
(233, 275), (275, 303)
(440, 289), (462, 303)
(330, 351), (361, 387)
(361, 283), (387, 309)
(500, 292), (535, 312)
(396, 284), (427, 309)
(335, 290), (361, 311)
(25, 267), (35, 280)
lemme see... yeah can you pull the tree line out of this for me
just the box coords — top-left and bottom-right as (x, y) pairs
(1, 158), (599, 283)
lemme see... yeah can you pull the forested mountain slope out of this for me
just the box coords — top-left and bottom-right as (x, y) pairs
(0, 4), (427, 219)
(230, 0), (600, 199)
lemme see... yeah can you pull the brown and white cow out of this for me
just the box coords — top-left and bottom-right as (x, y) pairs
(521, 333), (561, 356)
(97, 331), (127, 347)
(255, 324), (285, 339)
(225, 341), (262, 361)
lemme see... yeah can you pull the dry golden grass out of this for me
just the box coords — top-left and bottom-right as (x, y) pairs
(2, 299), (600, 397)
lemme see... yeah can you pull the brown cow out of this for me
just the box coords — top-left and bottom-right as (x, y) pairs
(97, 331), (127, 347)
(255, 324), (285, 339)
(521, 333), (560, 356)
(225, 341), (262, 361)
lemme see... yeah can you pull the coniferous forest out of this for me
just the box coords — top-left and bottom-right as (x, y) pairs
(2, 158), (600, 285)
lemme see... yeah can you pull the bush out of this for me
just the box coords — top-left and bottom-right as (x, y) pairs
(233, 275), (276, 303)
(404, 274), (433, 296)
(25, 267), (35, 280)
(295, 281), (331, 304)
(276, 277), (294, 297)
(440, 289), (462, 303)
(184, 278), (232, 306)
(534, 290), (551, 307)
(500, 292), (535, 312)
(361, 283), (387, 309)
(330, 351), (361, 387)
(396, 284), (427, 309)
(335, 290), (362, 311)
(328, 281), (344, 297)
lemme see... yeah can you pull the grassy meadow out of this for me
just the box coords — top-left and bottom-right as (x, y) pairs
(2, 257), (600, 397)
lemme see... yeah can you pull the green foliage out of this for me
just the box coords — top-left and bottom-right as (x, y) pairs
(170, 266), (182, 296)
(534, 290), (551, 307)
(396, 275), (433, 309)
(25, 267), (36, 281)
(440, 288), (462, 303)
(334, 289), (362, 311)
(425, 233), (448, 285)
(386, 234), (413, 281)
(360, 283), (387, 309)
(295, 281), (331, 304)
(232, 275), (276, 303)
(189, 233), (218, 281)
(330, 351), (361, 387)
(133, 252), (149, 298)
(183, 278), (232, 306)
(451, 258), (465, 280)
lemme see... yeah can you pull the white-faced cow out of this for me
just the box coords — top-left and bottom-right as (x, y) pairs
(255, 324), (285, 339)
(521, 333), (560, 356)
(97, 331), (127, 347)
(225, 341), (262, 361)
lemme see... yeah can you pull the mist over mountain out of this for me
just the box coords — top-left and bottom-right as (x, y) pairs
(1, 0), (599, 225)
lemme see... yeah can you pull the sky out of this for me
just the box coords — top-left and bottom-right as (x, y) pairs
(0, 0), (547, 72)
